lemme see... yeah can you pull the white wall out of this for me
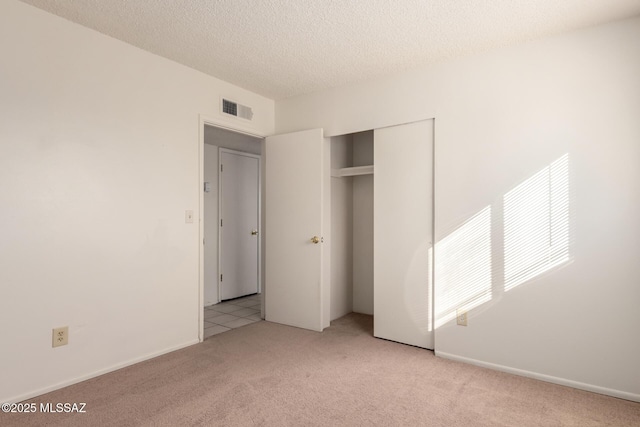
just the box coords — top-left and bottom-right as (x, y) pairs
(204, 126), (263, 155)
(352, 132), (374, 315)
(203, 127), (262, 306)
(0, 0), (273, 403)
(276, 17), (640, 400)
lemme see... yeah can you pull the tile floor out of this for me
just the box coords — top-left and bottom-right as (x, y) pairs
(204, 293), (262, 339)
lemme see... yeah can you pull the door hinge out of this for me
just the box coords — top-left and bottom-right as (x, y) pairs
(220, 164), (223, 172)
(220, 219), (223, 227)
(220, 274), (223, 282)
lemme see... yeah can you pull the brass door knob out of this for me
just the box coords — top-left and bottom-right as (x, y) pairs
(251, 229), (259, 235)
(311, 236), (321, 244)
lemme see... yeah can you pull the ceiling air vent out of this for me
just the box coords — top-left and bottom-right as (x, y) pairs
(221, 98), (254, 121)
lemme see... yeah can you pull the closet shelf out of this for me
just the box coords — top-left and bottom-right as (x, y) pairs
(331, 165), (374, 178)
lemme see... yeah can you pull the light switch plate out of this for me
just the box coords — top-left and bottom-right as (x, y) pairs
(185, 210), (194, 223)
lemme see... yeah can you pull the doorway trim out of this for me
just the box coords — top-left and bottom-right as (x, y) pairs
(199, 114), (267, 342)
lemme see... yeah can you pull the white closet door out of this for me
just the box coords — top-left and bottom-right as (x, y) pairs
(374, 120), (434, 349)
(264, 128), (329, 332)
(219, 149), (260, 301)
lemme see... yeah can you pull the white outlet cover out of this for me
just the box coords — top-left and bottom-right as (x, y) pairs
(456, 310), (468, 326)
(52, 326), (69, 347)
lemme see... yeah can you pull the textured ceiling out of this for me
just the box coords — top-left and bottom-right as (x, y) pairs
(19, 0), (640, 100)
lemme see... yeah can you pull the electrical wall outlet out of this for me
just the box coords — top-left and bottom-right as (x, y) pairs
(456, 310), (468, 326)
(52, 326), (68, 347)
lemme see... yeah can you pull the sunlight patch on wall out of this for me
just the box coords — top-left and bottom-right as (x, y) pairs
(435, 206), (492, 328)
(504, 154), (570, 291)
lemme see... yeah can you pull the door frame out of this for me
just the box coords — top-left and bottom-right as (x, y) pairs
(199, 114), (267, 342)
(218, 147), (262, 301)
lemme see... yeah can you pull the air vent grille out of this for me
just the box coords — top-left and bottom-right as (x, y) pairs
(221, 98), (253, 121)
(222, 99), (237, 116)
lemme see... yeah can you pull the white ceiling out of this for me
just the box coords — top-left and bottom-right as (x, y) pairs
(19, 0), (640, 100)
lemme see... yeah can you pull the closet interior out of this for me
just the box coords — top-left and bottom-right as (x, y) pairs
(329, 130), (374, 321)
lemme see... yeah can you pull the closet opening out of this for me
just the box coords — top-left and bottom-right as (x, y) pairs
(327, 119), (434, 349)
(329, 130), (374, 322)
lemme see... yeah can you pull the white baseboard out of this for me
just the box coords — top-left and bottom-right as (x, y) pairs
(435, 351), (640, 403)
(6, 339), (199, 404)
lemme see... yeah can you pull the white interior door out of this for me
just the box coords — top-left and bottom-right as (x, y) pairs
(265, 128), (329, 332)
(219, 149), (260, 300)
(374, 120), (434, 349)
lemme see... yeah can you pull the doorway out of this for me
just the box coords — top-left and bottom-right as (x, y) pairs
(327, 120), (434, 349)
(201, 123), (264, 340)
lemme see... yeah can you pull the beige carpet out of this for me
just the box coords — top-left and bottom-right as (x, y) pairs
(2, 314), (639, 426)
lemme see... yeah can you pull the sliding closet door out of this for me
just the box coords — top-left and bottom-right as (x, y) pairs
(374, 120), (433, 349)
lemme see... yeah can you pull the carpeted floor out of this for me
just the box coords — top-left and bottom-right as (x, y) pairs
(2, 313), (639, 426)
